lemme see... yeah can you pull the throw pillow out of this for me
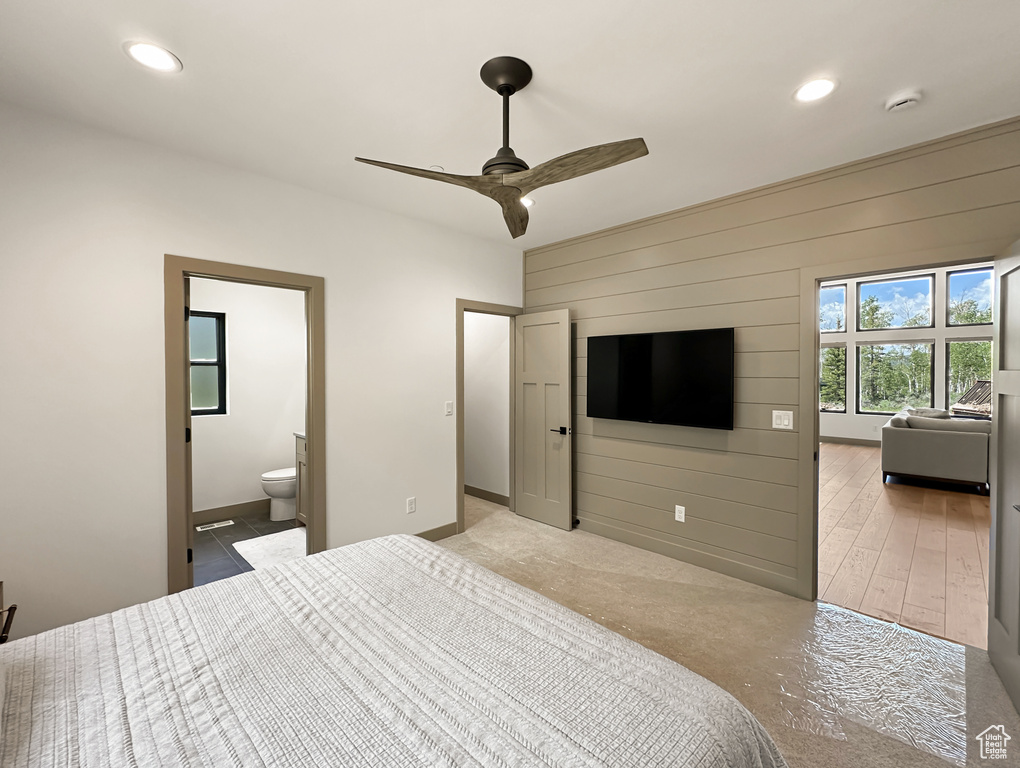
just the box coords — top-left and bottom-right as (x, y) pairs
(905, 407), (951, 419)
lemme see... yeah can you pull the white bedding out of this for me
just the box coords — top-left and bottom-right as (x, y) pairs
(0, 535), (787, 767)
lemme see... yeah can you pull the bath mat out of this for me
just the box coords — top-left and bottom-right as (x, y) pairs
(233, 527), (306, 570)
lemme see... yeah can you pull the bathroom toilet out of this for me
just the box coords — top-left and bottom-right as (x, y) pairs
(261, 467), (297, 521)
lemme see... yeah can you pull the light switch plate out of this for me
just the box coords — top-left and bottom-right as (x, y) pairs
(444, 401), (453, 416)
(772, 410), (794, 430)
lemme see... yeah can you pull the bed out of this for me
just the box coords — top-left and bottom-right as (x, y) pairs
(0, 534), (787, 767)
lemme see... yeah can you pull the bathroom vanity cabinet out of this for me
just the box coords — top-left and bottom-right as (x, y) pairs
(295, 433), (309, 527)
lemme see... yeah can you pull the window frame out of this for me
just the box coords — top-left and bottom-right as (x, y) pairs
(189, 310), (227, 416)
(819, 283), (848, 335)
(945, 267), (994, 328)
(855, 340), (935, 416)
(855, 273), (935, 332)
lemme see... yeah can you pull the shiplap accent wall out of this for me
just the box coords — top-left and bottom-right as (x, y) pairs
(524, 118), (1020, 599)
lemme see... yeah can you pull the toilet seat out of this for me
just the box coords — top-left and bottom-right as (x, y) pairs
(261, 467), (296, 482)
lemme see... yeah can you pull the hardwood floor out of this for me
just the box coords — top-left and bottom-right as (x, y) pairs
(817, 441), (990, 649)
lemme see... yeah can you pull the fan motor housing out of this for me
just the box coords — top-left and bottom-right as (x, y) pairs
(482, 146), (529, 175)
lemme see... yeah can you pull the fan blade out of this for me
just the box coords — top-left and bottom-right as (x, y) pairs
(355, 157), (500, 195)
(506, 138), (648, 196)
(488, 184), (529, 238)
(357, 156), (528, 237)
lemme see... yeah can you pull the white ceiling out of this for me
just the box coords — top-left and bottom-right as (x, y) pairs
(2, 1), (1019, 249)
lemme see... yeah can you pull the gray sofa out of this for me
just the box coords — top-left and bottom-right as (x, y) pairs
(880, 408), (991, 494)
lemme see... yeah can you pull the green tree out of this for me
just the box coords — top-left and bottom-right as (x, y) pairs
(948, 341), (992, 403)
(819, 347), (846, 411)
(859, 295), (893, 330)
(949, 297), (992, 325)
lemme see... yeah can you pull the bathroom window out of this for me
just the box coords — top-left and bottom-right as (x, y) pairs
(190, 311), (226, 415)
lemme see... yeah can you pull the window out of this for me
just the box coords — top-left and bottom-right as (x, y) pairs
(947, 339), (992, 413)
(819, 284), (846, 333)
(858, 275), (933, 330)
(190, 311), (226, 415)
(947, 268), (993, 326)
(819, 346), (846, 412)
(857, 343), (933, 414)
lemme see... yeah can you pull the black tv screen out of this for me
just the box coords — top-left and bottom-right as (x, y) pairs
(586, 328), (734, 430)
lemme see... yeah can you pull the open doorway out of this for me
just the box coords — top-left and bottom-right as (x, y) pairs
(189, 278), (307, 585)
(164, 255), (326, 594)
(455, 299), (523, 534)
(463, 311), (512, 530)
(815, 263), (992, 647)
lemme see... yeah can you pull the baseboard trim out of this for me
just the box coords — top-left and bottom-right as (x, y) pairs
(820, 436), (881, 447)
(417, 522), (459, 543)
(193, 499), (270, 526)
(464, 485), (510, 507)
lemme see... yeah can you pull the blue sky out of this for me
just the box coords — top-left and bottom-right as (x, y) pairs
(820, 269), (993, 331)
(948, 269), (993, 310)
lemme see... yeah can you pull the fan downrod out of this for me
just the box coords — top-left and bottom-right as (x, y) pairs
(480, 57), (532, 176)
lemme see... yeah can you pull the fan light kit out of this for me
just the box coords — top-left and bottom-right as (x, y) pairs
(356, 56), (648, 238)
(124, 42), (182, 73)
(794, 78), (836, 102)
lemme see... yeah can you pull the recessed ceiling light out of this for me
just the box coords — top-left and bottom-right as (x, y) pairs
(521, 197), (534, 208)
(794, 78), (836, 103)
(124, 42), (182, 73)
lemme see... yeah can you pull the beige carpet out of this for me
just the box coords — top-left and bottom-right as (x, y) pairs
(439, 495), (1019, 768)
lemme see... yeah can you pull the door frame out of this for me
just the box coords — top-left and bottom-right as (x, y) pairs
(164, 255), (327, 593)
(799, 243), (1003, 602)
(455, 299), (523, 533)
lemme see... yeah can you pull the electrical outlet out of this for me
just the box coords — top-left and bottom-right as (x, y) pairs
(675, 505), (685, 523)
(406, 497), (416, 514)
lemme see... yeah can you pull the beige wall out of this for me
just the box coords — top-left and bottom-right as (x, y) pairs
(524, 118), (1020, 598)
(0, 101), (522, 639)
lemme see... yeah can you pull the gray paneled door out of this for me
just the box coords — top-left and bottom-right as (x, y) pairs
(515, 309), (572, 530)
(990, 238), (1020, 711)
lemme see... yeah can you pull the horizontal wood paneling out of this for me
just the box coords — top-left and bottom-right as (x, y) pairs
(525, 118), (1020, 596)
(529, 269), (800, 315)
(527, 126), (1020, 273)
(575, 433), (798, 486)
(576, 511), (798, 586)
(577, 491), (796, 564)
(577, 453), (797, 512)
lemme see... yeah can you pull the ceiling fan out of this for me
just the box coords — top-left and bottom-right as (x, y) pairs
(355, 57), (648, 239)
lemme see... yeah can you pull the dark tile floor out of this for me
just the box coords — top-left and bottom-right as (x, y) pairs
(193, 508), (298, 586)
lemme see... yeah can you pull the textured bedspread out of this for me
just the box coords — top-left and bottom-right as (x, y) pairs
(0, 535), (787, 767)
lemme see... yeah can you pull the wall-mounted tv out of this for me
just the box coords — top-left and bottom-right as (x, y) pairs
(586, 328), (734, 430)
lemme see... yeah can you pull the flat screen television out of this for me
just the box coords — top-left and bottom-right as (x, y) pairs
(586, 328), (734, 430)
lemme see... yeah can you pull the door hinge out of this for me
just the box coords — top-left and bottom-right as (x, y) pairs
(185, 427), (191, 443)
(185, 305), (190, 321)
(187, 548), (193, 564)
